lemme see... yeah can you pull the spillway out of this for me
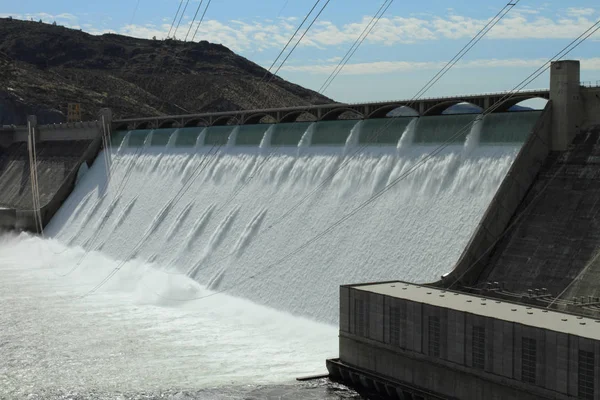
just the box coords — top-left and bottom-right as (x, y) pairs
(0, 112), (541, 398)
(47, 112), (539, 323)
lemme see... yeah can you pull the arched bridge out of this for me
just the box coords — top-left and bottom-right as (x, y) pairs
(113, 89), (550, 130)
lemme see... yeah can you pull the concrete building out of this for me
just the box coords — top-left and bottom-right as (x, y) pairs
(328, 281), (599, 400)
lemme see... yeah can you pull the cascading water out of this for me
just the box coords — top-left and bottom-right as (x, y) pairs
(464, 114), (484, 157)
(227, 127), (239, 147)
(396, 118), (418, 152)
(259, 125), (274, 150)
(195, 128), (206, 148)
(143, 130), (154, 148)
(343, 120), (362, 155)
(297, 123), (315, 155)
(166, 129), (179, 148)
(0, 111), (543, 398)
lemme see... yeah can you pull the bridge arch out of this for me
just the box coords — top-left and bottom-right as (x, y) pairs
(134, 121), (154, 130)
(279, 110), (317, 123)
(114, 122), (129, 131)
(183, 118), (209, 127)
(320, 107), (364, 121)
(423, 101), (483, 116)
(490, 95), (549, 113)
(243, 113), (273, 125)
(367, 104), (419, 118)
(211, 116), (233, 126)
(157, 120), (178, 129)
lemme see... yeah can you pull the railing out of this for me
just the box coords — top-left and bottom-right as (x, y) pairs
(580, 80), (600, 88)
(345, 88), (550, 106)
(114, 89), (552, 123)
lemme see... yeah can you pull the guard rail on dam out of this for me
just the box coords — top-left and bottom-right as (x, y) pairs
(112, 89), (551, 130)
(0, 114), (108, 232)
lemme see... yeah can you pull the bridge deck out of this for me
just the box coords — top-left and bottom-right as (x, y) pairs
(113, 89), (550, 130)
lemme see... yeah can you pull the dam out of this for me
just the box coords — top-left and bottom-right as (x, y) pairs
(1, 60), (599, 398)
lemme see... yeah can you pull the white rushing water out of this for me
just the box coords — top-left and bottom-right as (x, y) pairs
(0, 115), (535, 398)
(0, 233), (336, 398)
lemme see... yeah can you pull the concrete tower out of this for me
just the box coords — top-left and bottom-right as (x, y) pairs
(550, 60), (582, 151)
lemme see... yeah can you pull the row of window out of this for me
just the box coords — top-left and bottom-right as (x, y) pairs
(352, 303), (596, 398)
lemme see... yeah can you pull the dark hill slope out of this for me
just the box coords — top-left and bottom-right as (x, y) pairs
(0, 18), (332, 124)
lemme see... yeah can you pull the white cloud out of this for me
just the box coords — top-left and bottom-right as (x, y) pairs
(280, 57), (600, 75)
(3, 7), (599, 52)
(566, 7), (596, 17)
(1, 12), (80, 28)
(107, 7), (600, 52)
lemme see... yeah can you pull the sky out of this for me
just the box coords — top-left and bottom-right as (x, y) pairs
(2, 0), (600, 104)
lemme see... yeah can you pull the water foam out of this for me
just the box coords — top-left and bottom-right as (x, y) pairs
(45, 137), (521, 323)
(0, 233), (336, 397)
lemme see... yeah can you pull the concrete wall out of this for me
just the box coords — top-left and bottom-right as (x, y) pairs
(0, 129), (13, 148)
(581, 87), (600, 128)
(438, 102), (552, 288)
(0, 123), (104, 232)
(338, 286), (600, 400)
(475, 125), (600, 310)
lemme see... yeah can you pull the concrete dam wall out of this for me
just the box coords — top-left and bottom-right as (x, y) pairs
(0, 122), (103, 231)
(475, 125), (600, 305)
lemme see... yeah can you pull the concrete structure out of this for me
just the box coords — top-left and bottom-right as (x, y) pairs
(329, 281), (600, 400)
(0, 112), (108, 231)
(112, 90), (551, 130)
(551, 61), (583, 151)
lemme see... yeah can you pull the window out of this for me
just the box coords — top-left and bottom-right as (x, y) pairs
(472, 326), (486, 370)
(428, 316), (440, 357)
(521, 337), (537, 384)
(389, 305), (407, 347)
(578, 350), (595, 400)
(354, 299), (367, 337)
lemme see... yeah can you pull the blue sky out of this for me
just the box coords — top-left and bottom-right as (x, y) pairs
(2, 1), (599, 103)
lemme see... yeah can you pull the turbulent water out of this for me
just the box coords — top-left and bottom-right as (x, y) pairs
(0, 113), (541, 399)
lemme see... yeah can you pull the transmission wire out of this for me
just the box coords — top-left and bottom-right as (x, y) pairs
(168, 0), (186, 38)
(319, 0), (393, 93)
(173, 0), (191, 39)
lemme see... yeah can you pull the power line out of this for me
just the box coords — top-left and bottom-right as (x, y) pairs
(167, 0), (185, 38)
(130, 0), (142, 25)
(262, 0), (521, 225)
(411, 0), (521, 101)
(319, 0), (393, 94)
(173, 0), (192, 39)
(268, 0), (332, 82)
(184, 0), (205, 42)
(191, 0), (214, 42)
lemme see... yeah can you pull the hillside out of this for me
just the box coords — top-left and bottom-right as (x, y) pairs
(0, 18), (332, 125)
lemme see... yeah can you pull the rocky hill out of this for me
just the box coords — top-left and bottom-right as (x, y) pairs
(0, 18), (332, 125)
